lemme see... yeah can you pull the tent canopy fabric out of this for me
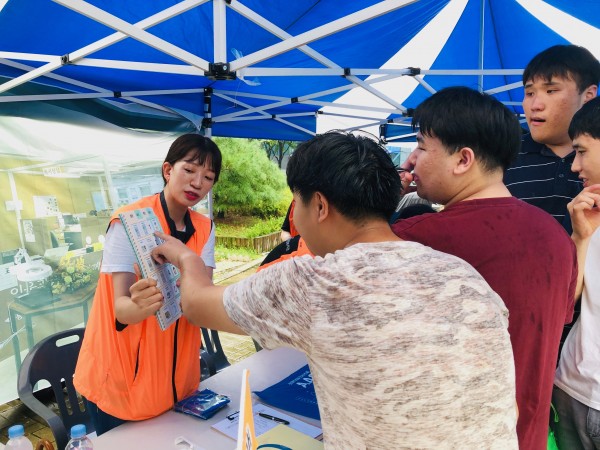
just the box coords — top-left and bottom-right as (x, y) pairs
(0, 0), (598, 142)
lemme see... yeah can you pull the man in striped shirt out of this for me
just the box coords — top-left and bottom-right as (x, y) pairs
(504, 45), (599, 232)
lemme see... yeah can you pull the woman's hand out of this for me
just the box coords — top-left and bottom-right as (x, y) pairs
(113, 265), (163, 324)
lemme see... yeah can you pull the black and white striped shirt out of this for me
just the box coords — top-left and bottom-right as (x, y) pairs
(504, 134), (582, 231)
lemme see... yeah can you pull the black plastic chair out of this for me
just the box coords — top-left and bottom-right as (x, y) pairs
(200, 328), (230, 380)
(17, 328), (93, 450)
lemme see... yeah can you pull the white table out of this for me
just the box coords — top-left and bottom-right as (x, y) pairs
(92, 347), (317, 450)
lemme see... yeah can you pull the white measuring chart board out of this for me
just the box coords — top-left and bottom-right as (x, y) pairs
(119, 207), (181, 330)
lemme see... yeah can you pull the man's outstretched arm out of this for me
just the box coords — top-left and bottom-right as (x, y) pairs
(151, 231), (245, 334)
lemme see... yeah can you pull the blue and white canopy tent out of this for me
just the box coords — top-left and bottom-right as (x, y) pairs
(0, 0), (598, 404)
(2, 0), (596, 144)
(317, 0), (600, 142)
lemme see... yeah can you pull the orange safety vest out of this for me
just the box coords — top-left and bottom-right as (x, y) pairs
(74, 194), (212, 421)
(257, 237), (313, 272)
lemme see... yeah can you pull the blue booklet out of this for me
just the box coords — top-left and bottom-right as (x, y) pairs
(254, 364), (320, 420)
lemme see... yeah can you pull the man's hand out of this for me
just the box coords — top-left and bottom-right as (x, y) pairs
(568, 184), (600, 241)
(151, 231), (197, 269)
(398, 152), (416, 195)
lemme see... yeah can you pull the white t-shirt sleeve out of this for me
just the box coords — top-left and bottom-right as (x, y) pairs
(101, 221), (137, 274)
(101, 219), (216, 273)
(201, 223), (216, 269)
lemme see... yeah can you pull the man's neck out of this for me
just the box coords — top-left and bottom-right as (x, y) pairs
(545, 142), (575, 158)
(445, 175), (510, 207)
(341, 220), (402, 251)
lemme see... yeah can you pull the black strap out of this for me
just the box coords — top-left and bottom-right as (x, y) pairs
(160, 191), (195, 244)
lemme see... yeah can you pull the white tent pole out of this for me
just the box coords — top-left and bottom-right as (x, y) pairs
(214, 73), (409, 121)
(0, 53), (429, 76)
(319, 111), (394, 122)
(228, 1), (407, 111)
(230, 0), (418, 71)
(0, 0), (208, 94)
(0, 58), (112, 93)
(211, 91), (315, 136)
(302, 100), (402, 115)
(213, 0), (227, 63)
(0, 58), (195, 119)
(274, 118), (316, 137)
(420, 69), (522, 75)
(53, 0), (211, 70)
(74, 59), (204, 75)
(413, 75), (436, 95)
(478, 0), (485, 91)
(216, 112), (317, 122)
(485, 81), (523, 95)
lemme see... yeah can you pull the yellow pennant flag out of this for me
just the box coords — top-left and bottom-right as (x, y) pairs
(237, 369), (258, 450)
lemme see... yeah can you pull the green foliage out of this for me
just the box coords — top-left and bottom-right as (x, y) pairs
(213, 138), (292, 217)
(215, 245), (261, 263)
(217, 216), (284, 238)
(260, 140), (298, 168)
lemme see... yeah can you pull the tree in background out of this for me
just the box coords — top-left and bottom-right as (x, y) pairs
(213, 137), (292, 218)
(261, 140), (297, 168)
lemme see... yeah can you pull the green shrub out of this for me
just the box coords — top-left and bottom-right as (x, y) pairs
(213, 138), (292, 218)
(243, 216), (284, 238)
(215, 245), (262, 262)
(216, 215), (284, 238)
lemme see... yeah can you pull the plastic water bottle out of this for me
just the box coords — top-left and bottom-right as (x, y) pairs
(5, 425), (33, 450)
(65, 424), (93, 450)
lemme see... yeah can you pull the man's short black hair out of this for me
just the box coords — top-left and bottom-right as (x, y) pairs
(286, 131), (401, 222)
(523, 45), (600, 93)
(569, 96), (600, 140)
(412, 86), (522, 171)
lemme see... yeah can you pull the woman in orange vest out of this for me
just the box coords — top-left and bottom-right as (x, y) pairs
(279, 200), (299, 241)
(74, 134), (221, 435)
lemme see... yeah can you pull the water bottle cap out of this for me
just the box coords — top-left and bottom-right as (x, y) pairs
(8, 424), (25, 438)
(70, 424), (87, 438)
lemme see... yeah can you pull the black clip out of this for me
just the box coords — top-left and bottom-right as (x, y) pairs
(204, 62), (236, 80)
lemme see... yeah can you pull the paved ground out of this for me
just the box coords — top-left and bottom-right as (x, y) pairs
(0, 259), (263, 447)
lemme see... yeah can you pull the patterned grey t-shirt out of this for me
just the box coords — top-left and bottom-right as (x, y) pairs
(224, 241), (517, 450)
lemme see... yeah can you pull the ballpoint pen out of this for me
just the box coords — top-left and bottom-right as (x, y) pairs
(226, 411), (240, 421)
(258, 412), (290, 425)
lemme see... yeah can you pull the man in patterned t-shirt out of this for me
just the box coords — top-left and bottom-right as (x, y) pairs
(152, 131), (518, 449)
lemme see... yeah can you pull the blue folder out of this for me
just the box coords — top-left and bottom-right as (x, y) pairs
(254, 364), (320, 420)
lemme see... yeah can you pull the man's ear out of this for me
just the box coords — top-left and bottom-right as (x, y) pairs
(453, 147), (476, 175)
(583, 84), (598, 103)
(314, 192), (329, 223)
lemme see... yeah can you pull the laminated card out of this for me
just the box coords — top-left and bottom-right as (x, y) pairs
(118, 207), (181, 330)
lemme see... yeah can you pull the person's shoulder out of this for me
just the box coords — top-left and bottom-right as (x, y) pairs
(111, 194), (159, 221)
(189, 208), (212, 226)
(505, 134), (544, 171)
(512, 199), (575, 241)
(391, 210), (438, 234)
(518, 133), (545, 153)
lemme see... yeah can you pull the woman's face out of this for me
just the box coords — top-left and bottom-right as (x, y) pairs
(163, 150), (216, 209)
